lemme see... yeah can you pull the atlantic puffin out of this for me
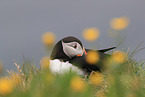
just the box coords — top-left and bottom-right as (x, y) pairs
(50, 36), (116, 74)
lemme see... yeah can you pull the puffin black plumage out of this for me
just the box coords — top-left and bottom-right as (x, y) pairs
(50, 36), (116, 74)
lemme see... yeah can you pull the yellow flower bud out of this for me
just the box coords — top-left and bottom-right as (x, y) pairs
(86, 51), (99, 64)
(70, 76), (85, 92)
(0, 78), (14, 95)
(112, 51), (126, 64)
(110, 16), (129, 30)
(82, 28), (100, 42)
(42, 32), (56, 45)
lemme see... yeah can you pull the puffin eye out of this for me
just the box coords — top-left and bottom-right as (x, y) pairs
(73, 44), (77, 49)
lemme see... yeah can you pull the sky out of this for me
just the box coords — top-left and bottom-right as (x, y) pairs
(0, 0), (145, 70)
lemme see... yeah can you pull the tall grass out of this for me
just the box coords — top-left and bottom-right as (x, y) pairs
(0, 45), (145, 97)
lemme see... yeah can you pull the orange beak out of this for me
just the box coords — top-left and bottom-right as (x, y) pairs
(76, 48), (87, 57)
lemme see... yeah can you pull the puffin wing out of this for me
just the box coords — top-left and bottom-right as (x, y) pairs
(97, 47), (116, 53)
(86, 47), (116, 53)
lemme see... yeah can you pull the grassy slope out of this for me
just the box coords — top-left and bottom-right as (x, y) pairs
(0, 47), (145, 97)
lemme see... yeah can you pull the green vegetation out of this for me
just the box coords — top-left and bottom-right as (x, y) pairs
(0, 47), (145, 97)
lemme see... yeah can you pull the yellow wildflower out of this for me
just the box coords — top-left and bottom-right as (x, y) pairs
(0, 78), (14, 95)
(42, 32), (56, 45)
(86, 51), (99, 64)
(89, 72), (104, 85)
(70, 76), (85, 92)
(112, 51), (126, 64)
(40, 56), (50, 68)
(82, 28), (100, 42)
(110, 16), (129, 30)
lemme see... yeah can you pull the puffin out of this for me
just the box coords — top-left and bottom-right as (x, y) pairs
(50, 36), (116, 74)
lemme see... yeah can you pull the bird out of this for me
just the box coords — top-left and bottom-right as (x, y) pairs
(50, 36), (116, 75)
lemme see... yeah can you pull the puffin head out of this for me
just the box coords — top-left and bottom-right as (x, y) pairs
(50, 36), (86, 61)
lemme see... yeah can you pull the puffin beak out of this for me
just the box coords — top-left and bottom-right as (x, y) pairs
(84, 49), (87, 55)
(76, 54), (82, 57)
(76, 47), (87, 57)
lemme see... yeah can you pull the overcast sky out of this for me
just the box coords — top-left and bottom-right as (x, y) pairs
(0, 0), (145, 70)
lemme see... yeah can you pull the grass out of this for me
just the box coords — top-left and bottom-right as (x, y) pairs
(0, 45), (145, 97)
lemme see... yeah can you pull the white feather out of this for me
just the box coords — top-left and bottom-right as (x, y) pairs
(49, 59), (84, 75)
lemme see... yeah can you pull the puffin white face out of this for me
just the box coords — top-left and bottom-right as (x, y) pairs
(62, 41), (83, 58)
